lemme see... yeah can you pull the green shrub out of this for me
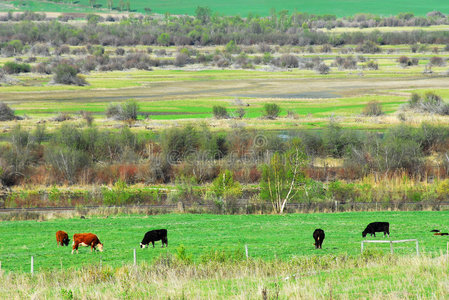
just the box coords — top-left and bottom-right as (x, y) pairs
(106, 100), (139, 120)
(263, 103), (281, 119)
(3, 61), (30, 74)
(157, 33), (171, 46)
(225, 40), (239, 54)
(212, 169), (242, 199)
(363, 100), (383, 116)
(212, 106), (228, 119)
(53, 64), (87, 86)
(175, 244), (192, 264)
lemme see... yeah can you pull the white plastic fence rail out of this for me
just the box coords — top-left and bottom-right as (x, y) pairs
(361, 239), (419, 255)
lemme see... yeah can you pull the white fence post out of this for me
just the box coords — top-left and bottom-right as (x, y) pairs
(416, 240), (419, 256)
(245, 244), (248, 260)
(361, 241), (364, 254)
(390, 241), (394, 254)
(133, 248), (137, 266)
(31, 256), (34, 274)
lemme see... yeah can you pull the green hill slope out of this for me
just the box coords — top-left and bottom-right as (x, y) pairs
(5, 0), (449, 17)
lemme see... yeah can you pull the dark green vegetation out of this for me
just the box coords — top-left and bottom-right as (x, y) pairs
(1, 211), (448, 272)
(4, 0), (449, 17)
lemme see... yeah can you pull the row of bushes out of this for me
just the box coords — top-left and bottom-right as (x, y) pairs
(2, 14), (449, 49)
(2, 120), (449, 186)
(4, 176), (449, 209)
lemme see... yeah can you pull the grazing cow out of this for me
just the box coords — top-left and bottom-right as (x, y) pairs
(56, 230), (70, 246)
(140, 229), (168, 248)
(313, 229), (325, 249)
(434, 232), (449, 236)
(72, 233), (103, 254)
(362, 222), (390, 238)
(430, 229), (440, 233)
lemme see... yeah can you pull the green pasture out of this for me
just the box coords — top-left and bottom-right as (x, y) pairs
(1, 211), (449, 272)
(9, 94), (405, 120)
(5, 0), (449, 17)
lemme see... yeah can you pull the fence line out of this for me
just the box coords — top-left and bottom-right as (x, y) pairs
(361, 239), (419, 255)
(2, 201), (449, 215)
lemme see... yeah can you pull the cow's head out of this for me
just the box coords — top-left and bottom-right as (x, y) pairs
(63, 238), (70, 246)
(362, 231), (367, 238)
(140, 242), (146, 249)
(97, 243), (104, 252)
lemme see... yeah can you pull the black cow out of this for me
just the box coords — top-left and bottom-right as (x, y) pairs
(362, 222), (390, 238)
(313, 229), (325, 249)
(140, 229), (168, 248)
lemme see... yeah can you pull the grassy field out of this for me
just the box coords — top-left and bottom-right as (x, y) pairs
(0, 41), (448, 131)
(5, 0), (449, 17)
(1, 211), (449, 273)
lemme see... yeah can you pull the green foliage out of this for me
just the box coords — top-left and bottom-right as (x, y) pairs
(106, 100), (140, 120)
(200, 248), (245, 263)
(212, 169), (242, 199)
(6, 40), (23, 54)
(2, 61), (30, 74)
(322, 121), (363, 158)
(53, 64), (87, 86)
(157, 33), (171, 46)
(175, 244), (193, 264)
(263, 103), (281, 119)
(212, 105), (228, 119)
(102, 179), (133, 205)
(260, 139), (308, 213)
(262, 52), (273, 64)
(195, 6), (211, 24)
(161, 126), (201, 162)
(225, 40), (239, 54)
(86, 14), (100, 25)
(436, 179), (449, 201)
(60, 289), (74, 300)
(356, 41), (381, 53)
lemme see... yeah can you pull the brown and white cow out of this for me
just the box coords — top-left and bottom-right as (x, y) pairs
(56, 230), (70, 246)
(72, 233), (103, 254)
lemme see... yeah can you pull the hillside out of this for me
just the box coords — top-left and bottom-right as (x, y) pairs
(3, 0), (449, 17)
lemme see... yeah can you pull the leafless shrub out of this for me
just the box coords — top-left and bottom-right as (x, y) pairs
(0, 102), (16, 121)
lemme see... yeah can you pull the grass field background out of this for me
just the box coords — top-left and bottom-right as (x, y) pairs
(1, 211), (449, 273)
(5, 0), (449, 17)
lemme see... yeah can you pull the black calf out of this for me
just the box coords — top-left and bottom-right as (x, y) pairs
(313, 229), (325, 249)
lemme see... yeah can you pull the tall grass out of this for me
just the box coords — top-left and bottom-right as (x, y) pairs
(0, 254), (447, 298)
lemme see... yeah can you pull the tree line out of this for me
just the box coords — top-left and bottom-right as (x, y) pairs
(1, 11), (449, 49)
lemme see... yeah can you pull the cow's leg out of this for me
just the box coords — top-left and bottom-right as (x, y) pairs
(72, 243), (78, 254)
(152, 241), (155, 248)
